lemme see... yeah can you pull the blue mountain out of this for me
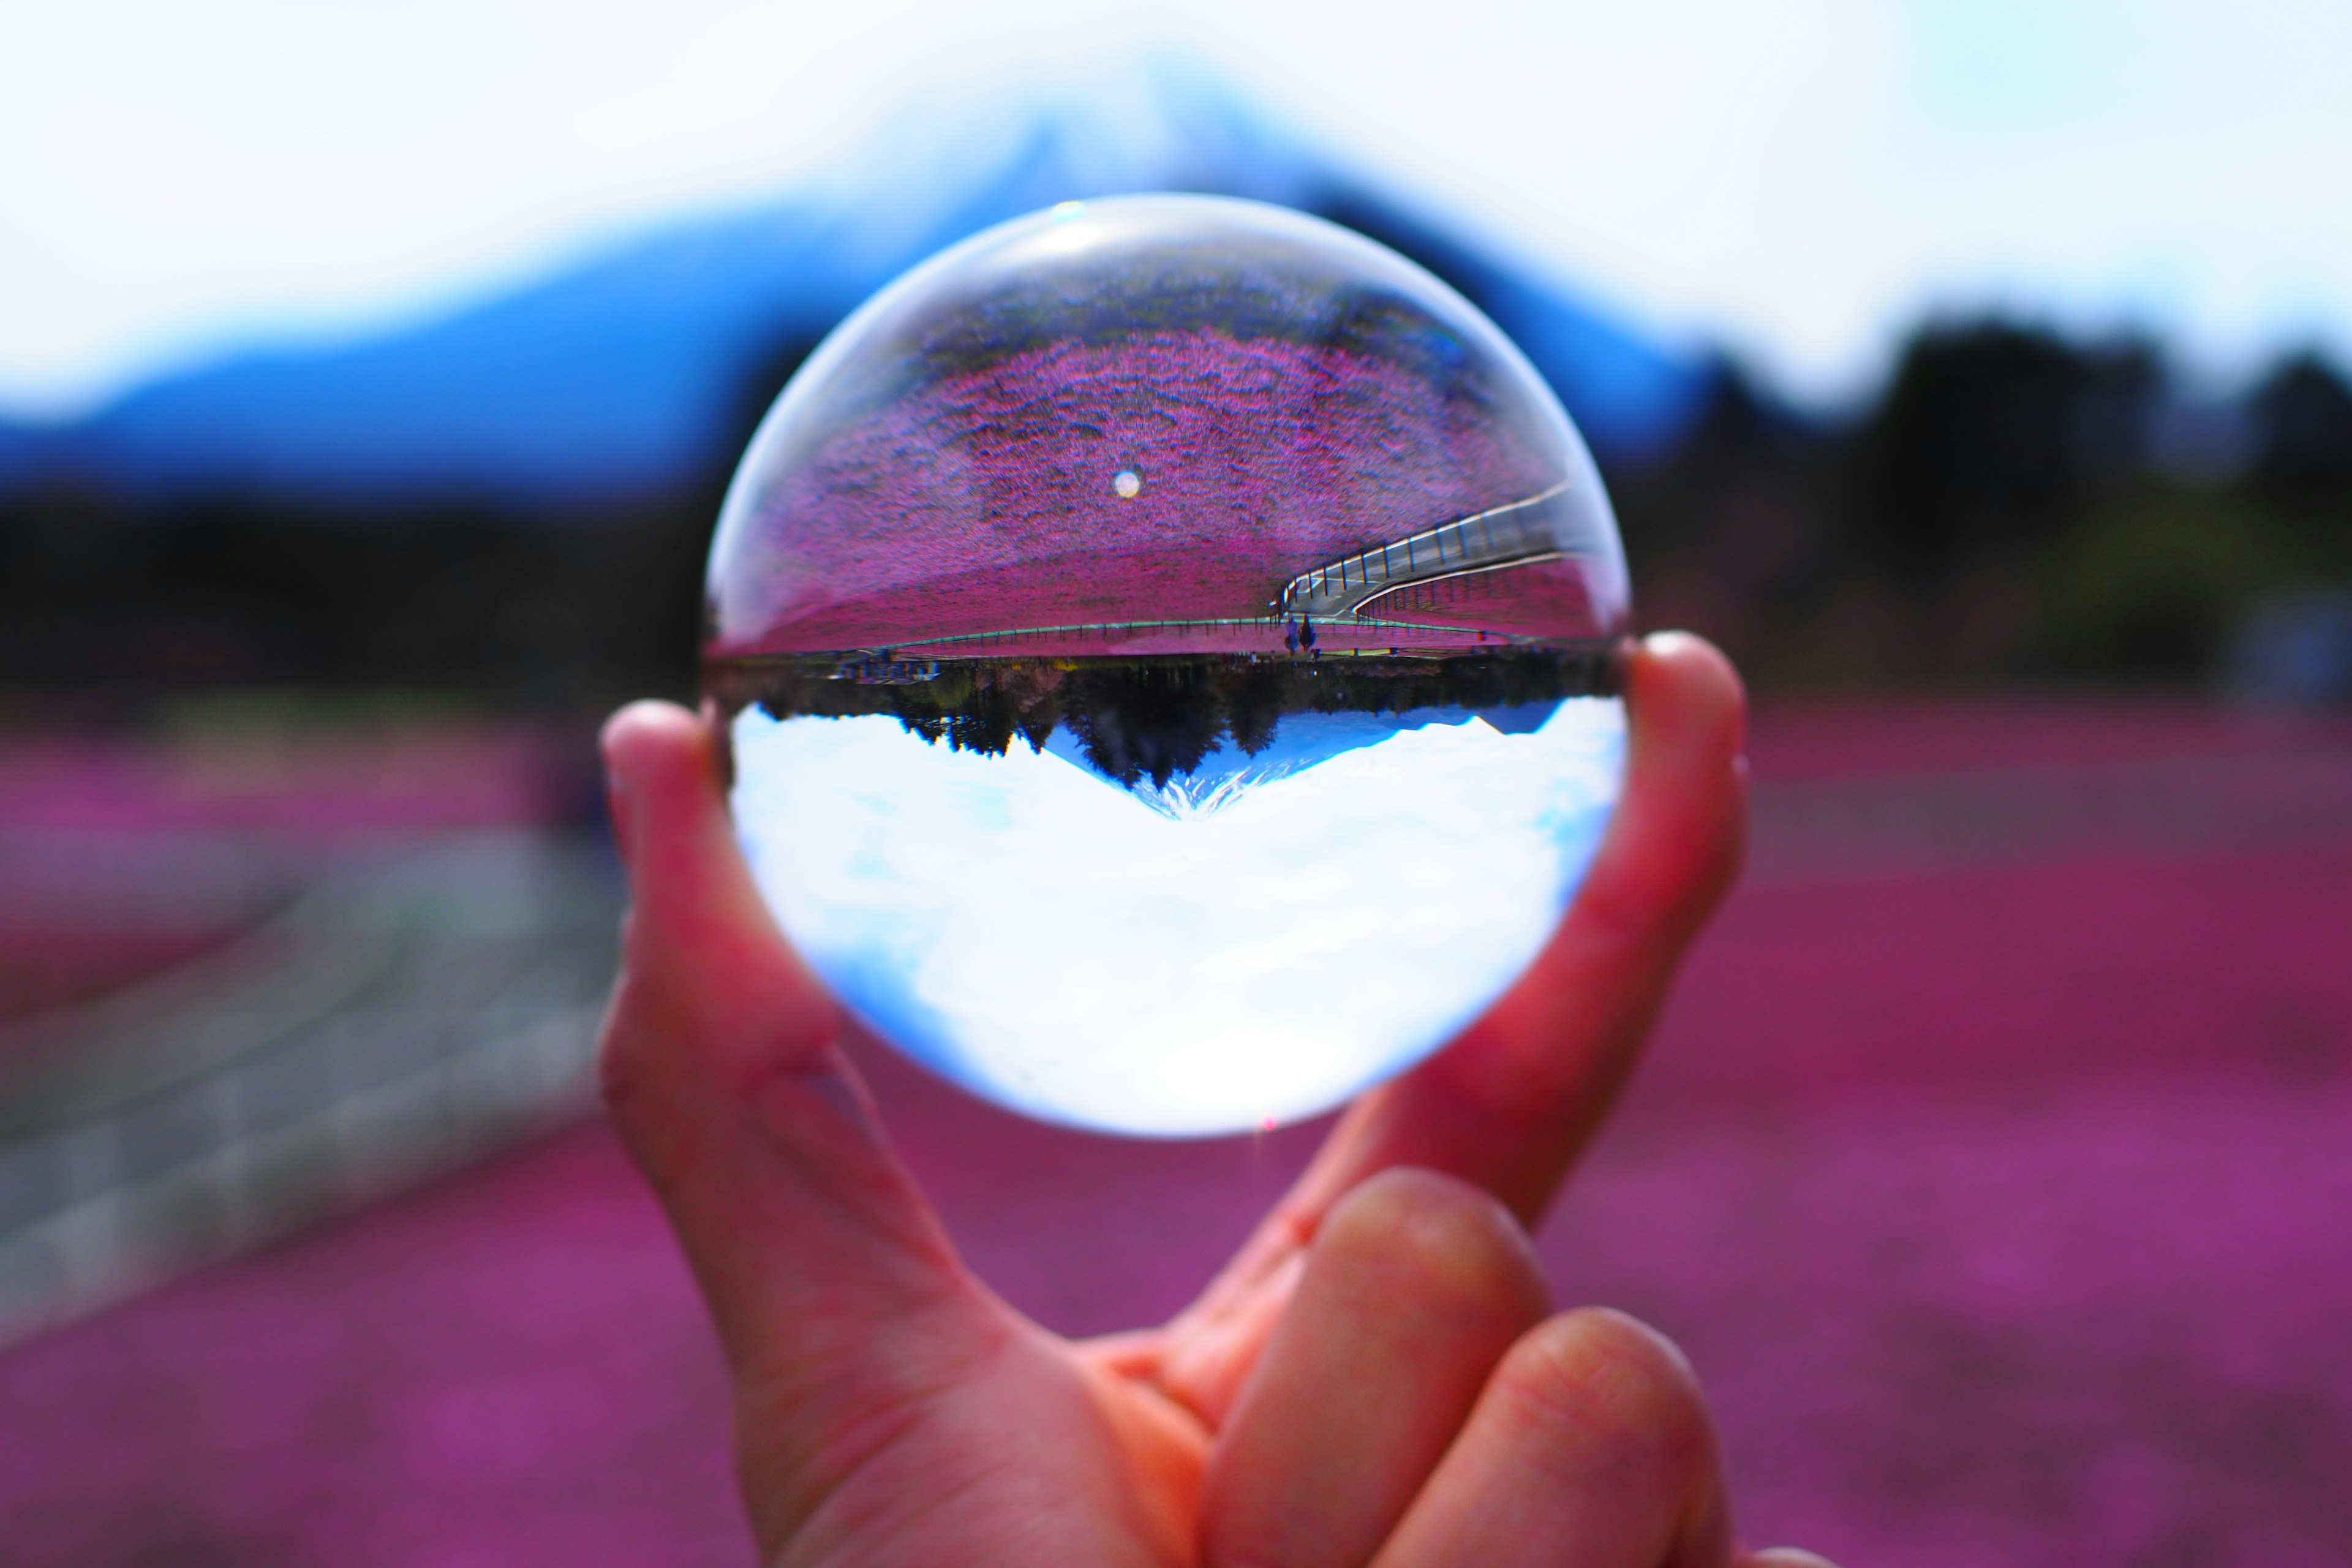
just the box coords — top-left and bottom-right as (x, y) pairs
(0, 80), (1713, 511)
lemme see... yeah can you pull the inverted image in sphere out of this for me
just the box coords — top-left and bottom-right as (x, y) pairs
(706, 195), (1631, 1136)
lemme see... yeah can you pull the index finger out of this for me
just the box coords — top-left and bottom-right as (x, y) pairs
(1144, 633), (1747, 1420)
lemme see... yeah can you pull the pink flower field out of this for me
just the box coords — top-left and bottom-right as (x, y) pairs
(2, 696), (2349, 1567)
(709, 331), (1610, 655)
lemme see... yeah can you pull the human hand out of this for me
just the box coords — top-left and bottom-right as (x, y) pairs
(596, 631), (1834, 1566)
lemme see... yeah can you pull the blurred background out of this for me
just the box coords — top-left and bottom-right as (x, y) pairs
(2, 2), (2349, 1564)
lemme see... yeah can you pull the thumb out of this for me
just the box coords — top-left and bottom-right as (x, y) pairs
(597, 701), (1007, 1532)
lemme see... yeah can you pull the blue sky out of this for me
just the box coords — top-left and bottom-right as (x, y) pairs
(1, 0), (2346, 419)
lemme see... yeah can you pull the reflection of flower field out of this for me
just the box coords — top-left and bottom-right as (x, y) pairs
(1357, 558), (1602, 640)
(710, 331), (1604, 655)
(0, 724), (584, 1029)
(724, 545), (1607, 655)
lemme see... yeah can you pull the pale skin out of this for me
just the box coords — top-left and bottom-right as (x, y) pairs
(597, 631), (1839, 1567)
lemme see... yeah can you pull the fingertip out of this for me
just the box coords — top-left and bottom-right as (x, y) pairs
(607, 700), (736, 868)
(602, 699), (715, 798)
(1317, 1168), (1551, 1326)
(1629, 630), (1747, 761)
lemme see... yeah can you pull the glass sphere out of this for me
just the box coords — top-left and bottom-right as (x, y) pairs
(704, 195), (1629, 1137)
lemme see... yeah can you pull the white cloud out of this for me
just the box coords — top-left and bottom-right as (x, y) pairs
(1, 0), (2346, 415)
(728, 698), (1623, 1136)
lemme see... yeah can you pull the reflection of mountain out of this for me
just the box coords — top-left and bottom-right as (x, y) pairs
(710, 647), (1617, 792)
(1047, 703), (1564, 818)
(0, 77), (1708, 509)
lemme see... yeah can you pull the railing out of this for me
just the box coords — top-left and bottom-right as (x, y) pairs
(0, 832), (619, 1346)
(1280, 481), (1572, 620)
(891, 616), (1442, 652)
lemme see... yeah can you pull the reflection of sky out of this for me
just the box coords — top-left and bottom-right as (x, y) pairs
(730, 698), (1624, 1136)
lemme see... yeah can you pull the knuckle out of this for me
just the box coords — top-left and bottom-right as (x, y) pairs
(1319, 1168), (1541, 1308)
(1494, 1308), (1713, 1485)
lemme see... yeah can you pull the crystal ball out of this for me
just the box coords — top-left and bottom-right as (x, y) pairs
(704, 195), (1630, 1137)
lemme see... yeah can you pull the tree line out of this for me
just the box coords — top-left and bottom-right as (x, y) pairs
(4, 319), (2346, 715)
(709, 648), (1616, 789)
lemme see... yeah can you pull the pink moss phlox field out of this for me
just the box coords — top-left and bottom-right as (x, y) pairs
(1358, 559), (1600, 640)
(713, 330), (1573, 655)
(4, 705), (2350, 1566)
